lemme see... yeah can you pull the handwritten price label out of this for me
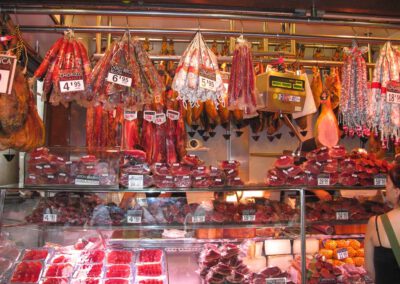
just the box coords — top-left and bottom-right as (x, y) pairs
(124, 110), (137, 121)
(387, 91), (400, 104)
(199, 69), (217, 92)
(43, 213), (57, 223)
(192, 215), (206, 223)
(128, 175), (144, 189)
(336, 210), (349, 220)
(143, 111), (156, 123)
(155, 113), (167, 125)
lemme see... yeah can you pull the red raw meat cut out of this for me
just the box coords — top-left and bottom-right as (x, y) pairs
(174, 175), (192, 188)
(323, 159), (339, 174)
(265, 174), (286, 186)
(104, 280), (129, 284)
(340, 158), (356, 174)
(107, 251), (134, 264)
(137, 263), (163, 276)
(151, 163), (170, 175)
(81, 250), (105, 263)
(287, 174), (307, 186)
(139, 249), (163, 263)
(45, 263), (74, 277)
(181, 154), (203, 167)
(227, 177), (244, 187)
(211, 177), (226, 187)
(121, 164), (151, 175)
(267, 168), (287, 179)
(154, 175), (175, 188)
(138, 279), (164, 284)
(191, 166), (209, 177)
(192, 176), (211, 188)
(11, 261), (42, 283)
(170, 163), (192, 176)
(225, 168), (239, 178)
(74, 264), (103, 278)
(302, 160), (322, 175)
(307, 174), (318, 186)
(121, 117), (139, 150)
(316, 148), (331, 162)
(283, 165), (303, 177)
(70, 279), (100, 284)
(329, 145), (346, 159)
(22, 249), (49, 261)
(42, 278), (69, 284)
(209, 166), (225, 178)
(219, 160), (240, 170)
(339, 173), (359, 186)
(106, 265), (131, 278)
(274, 155), (294, 169)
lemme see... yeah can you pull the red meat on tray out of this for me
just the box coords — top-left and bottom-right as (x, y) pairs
(174, 175), (192, 188)
(302, 160), (322, 175)
(105, 265), (131, 278)
(169, 163), (192, 176)
(329, 145), (346, 159)
(323, 159), (339, 174)
(138, 279), (164, 284)
(227, 177), (244, 187)
(74, 263), (103, 278)
(191, 166), (209, 177)
(153, 175), (175, 188)
(274, 155), (294, 169)
(22, 249), (49, 261)
(81, 250), (105, 263)
(107, 250), (134, 264)
(265, 174), (286, 186)
(192, 176), (211, 188)
(339, 173), (359, 186)
(45, 263), (74, 277)
(151, 163), (170, 175)
(139, 249), (163, 263)
(219, 160), (240, 170)
(137, 263), (163, 276)
(70, 279), (100, 284)
(287, 174), (307, 186)
(181, 154), (203, 167)
(283, 165), (303, 177)
(104, 279), (129, 284)
(11, 261), (42, 283)
(42, 278), (69, 284)
(123, 149), (147, 163)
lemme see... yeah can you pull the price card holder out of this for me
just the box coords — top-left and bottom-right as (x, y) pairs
(266, 278), (287, 284)
(374, 174), (386, 187)
(124, 110), (137, 121)
(143, 111), (156, 123)
(192, 215), (206, 223)
(167, 109), (180, 120)
(0, 55), (17, 95)
(43, 208), (57, 223)
(128, 175), (144, 189)
(242, 209), (256, 222)
(155, 113), (167, 125)
(106, 64), (132, 87)
(75, 174), (100, 186)
(59, 69), (85, 93)
(317, 174), (330, 186)
(336, 210), (349, 221)
(127, 210), (142, 224)
(336, 248), (348, 260)
(199, 68), (217, 92)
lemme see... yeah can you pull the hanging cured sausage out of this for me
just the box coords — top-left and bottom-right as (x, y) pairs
(228, 36), (258, 118)
(369, 42), (400, 144)
(172, 32), (225, 108)
(311, 66), (322, 109)
(340, 43), (369, 138)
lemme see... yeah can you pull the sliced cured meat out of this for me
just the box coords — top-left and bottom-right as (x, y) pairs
(274, 155), (295, 169)
(227, 177), (244, 187)
(302, 160), (322, 175)
(329, 145), (346, 159)
(224, 168), (239, 179)
(192, 176), (211, 188)
(191, 166), (209, 177)
(153, 175), (174, 188)
(150, 163), (170, 176)
(170, 163), (192, 176)
(323, 159), (339, 174)
(287, 174), (307, 186)
(219, 160), (240, 170)
(174, 175), (192, 188)
(265, 174), (286, 186)
(283, 165), (303, 177)
(339, 173), (359, 186)
(181, 154), (203, 167)
(267, 168), (287, 179)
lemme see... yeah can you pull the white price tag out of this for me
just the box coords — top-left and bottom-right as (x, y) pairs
(166, 109), (180, 120)
(192, 215), (206, 223)
(266, 278), (287, 284)
(124, 110), (137, 121)
(199, 69), (217, 92)
(242, 215), (256, 222)
(75, 175), (100, 186)
(60, 79), (84, 93)
(36, 80), (44, 95)
(336, 248), (349, 260)
(155, 113), (167, 125)
(374, 174), (386, 186)
(43, 213), (57, 223)
(106, 72), (132, 87)
(106, 65), (132, 87)
(127, 210), (142, 224)
(318, 174), (330, 186)
(144, 111), (156, 122)
(0, 55), (17, 94)
(387, 91), (400, 104)
(336, 210), (349, 220)
(128, 175), (144, 189)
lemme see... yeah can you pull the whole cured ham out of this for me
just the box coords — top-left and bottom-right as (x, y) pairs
(315, 93), (340, 148)
(31, 30), (92, 107)
(311, 66), (323, 108)
(228, 36), (258, 118)
(89, 33), (164, 110)
(369, 41), (400, 143)
(324, 67), (341, 110)
(340, 43), (369, 137)
(172, 32), (225, 108)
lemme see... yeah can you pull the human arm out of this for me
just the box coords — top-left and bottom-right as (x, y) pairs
(365, 216), (376, 280)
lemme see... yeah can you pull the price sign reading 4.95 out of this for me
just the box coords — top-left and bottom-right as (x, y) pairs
(127, 210), (142, 224)
(106, 65), (132, 87)
(199, 68), (217, 92)
(59, 69), (84, 93)
(43, 213), (57, 223)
